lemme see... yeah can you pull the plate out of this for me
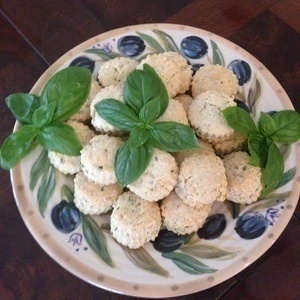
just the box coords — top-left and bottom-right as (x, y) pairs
(11, 23), (300, 298)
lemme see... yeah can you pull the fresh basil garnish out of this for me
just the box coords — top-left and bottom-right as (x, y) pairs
(0, 66), (91, 170)
(96, 64), (199, 186)
(223, 106), (300, 196)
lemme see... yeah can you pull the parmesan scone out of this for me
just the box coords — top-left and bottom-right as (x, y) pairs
(70, 78), (101, 122)
(98, 57), (138, 87)
(48, 120), (95, 175)
(155, 98), (189, 125)
(192, 64), (238, 98)
(174, 93), (193, 115)
(137, 51), (192, 98)
(80, 134), (124, 185)
(175, 154), (227, 207)
(110, 191), (161, 249)
(90, 84), (125, 135)
(223, 151), (263, 204)
(161, 191), (212, 235)
(173, 138), (215, 166)
(188, 90), (236, 143)
(74, 172), (123, 215)
(127, 148), (179, 202)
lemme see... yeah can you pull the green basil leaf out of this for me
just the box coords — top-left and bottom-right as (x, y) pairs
(223, 106), (257, 135)
(5, 93), (40, 125)
(37, 123), (82, 155)
(123, 64), (168, 116)
(95, 98), (138, 132)
(271, 110), (300, 144)
(150, 122), (199, 152)
(32, 102), (56, 127)
(248, 133), (269, 167)
(40, 66), (91, 123)
(139, 97), (162, 123)
(115, 140), (153, 186)
(261, 142), (284, 197)
(129, 127), (150, 148)
(257, 111), (277, 136)
(0, 125), (38, 170)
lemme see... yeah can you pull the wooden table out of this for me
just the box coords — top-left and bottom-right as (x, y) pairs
(0, 1), (299, 299)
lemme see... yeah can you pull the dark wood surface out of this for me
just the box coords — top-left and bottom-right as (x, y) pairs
(0, 1), (299, 299)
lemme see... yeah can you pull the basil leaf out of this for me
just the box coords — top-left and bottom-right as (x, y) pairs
(115, 140), (153, 186)
(37, 123), (82, 155)
(223, 106), (257, 135)
(129, 127), (150, 148)
(40, 66), (91, 123)
(150, 122), (199, 152)
(257, 111), (277, 137)
(5, 93), (40, 125)
(32, 102), (56, 127)
(139, 97), (162, 124)
(261, 142), (284, 197)
(0, 125), (38, 170)
(123, 64), (168, 116)
(271, 110), (300, 144)
(95, 98), (138, 132)
(248, 133), (269, 167)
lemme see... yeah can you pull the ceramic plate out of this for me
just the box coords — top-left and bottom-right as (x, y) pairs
(11, 24), (300, 298)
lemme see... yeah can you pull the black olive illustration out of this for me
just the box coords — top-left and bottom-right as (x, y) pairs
(197, 213), (227, 240)
(235, 211), (268, 239)
(117, 35), (146, 57)
(69, 56), (95, 73)
(180, 36), (208, 59)
(228, 59), (251, 86)
(51, 200), (81, 233)
(234, 99), (250, 113)
(152, 229), (186, 253)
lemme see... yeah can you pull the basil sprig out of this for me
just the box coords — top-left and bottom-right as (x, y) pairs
(0, 66), (91, 170)
(96, 64), (199, 186)
(223, 107), (300, 197)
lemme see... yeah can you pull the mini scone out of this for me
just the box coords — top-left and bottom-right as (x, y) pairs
(175, 154), (227, 207)
(161, 190), (212, 235)
(70, 78), (101, 122)
(73, 172), (123, 215)
(188, 90), (236, 143)
(212, 131), (247, 157)
(98, 57), (139, 87)
(155, 98), (189, 125)
(223, 151), (263, 204)
(127, 148), (179, 202)
(80, 134), (124, 185)
(48, 120), (95, 175)
(174, 93), (193, 115)
(192, 64), (238, 98)
(90, 84), (125, 135)
(110, 191), (161, 249)
(137, 51), (192, 98)
(173, 138), (215, 166)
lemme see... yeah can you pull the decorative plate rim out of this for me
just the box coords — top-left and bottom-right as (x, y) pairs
(10, 23), (300, 298)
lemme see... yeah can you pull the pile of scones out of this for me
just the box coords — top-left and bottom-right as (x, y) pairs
(48, 52), (263, 249)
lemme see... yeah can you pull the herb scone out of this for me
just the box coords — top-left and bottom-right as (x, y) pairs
(188, 90), (236, 143)
(90, 84), (125, 135)
(48, 120), (95, 175)
(73, 172), (123, 215)
(192, 64), (238, 98)
(97, 57), (138, 87)
(110, 191), (161, 249)
(175, 154), (227, 207)
(80, 134), (124, 185)
(137, 51), (192, 98)
(127, 148), (179, 202)
(223, 151), (263, 204)
(161, 191), (212, 235)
